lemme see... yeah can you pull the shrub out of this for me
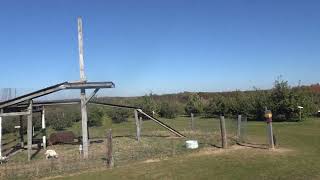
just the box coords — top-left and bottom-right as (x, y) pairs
(108, 109), (130, 123)
(159, 102), (178, 119)
(185, 93), (203, 115)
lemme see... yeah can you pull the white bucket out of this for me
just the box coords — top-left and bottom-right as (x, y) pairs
(186, 140), (199, 149)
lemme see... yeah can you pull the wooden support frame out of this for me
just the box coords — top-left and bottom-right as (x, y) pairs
(85, 88), (100, 105)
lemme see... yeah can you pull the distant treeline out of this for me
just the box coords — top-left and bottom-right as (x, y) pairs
(3, 79), (320, 134)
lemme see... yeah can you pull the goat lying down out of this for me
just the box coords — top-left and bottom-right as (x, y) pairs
(45, 150), (58, 159)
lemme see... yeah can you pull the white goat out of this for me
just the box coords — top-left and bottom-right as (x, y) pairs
(45, 150), (58, 159)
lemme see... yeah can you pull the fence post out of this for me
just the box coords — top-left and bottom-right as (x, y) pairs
(134, 110), (141, 142)
(191, 113), (194, 131)
(139, 116), (143, 134)
(265, 109), (275, 149)
(106, 129), (114, 168)
(219, 115), (227, 148)
(237, 115), (242, 141)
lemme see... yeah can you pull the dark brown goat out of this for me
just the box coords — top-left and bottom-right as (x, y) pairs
(48, 131), (76, 145)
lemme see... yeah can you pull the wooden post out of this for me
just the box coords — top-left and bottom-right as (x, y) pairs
(237, 114), (242, 141)
(191, 113), (194, 131)
(139, 116), (143, 135)
(264, 109), (275, 149)
(78, 17), (89, 159)
(267, 122), (275, 149)
(0, 109), (3, 157)
(27, 100), (33, 161)
(134, 110), (141, 141)
(78, 17), (86, 81)
(80, 89), (89, 159)
(106, 129), (114, 168)
(41, 107), (46, 150)
(19, 116), (24, 148)
(219, 115), (227, 148)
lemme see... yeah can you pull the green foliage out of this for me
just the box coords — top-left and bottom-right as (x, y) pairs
(159, 102), (179, 119)
(185, 93), (204, 115)
(108, 108), (130, 124)
(135, 94), (159, 118)
(88, 107), (104, 127)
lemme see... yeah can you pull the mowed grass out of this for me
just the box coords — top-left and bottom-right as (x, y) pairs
(50, 117), (320, 180)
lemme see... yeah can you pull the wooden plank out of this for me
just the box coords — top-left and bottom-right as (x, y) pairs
(84, 88), (100, 105)
(220, 115), (227, 148)
(137, 109), (185, 137)
(27, 101), (33, 161)
(0, 111), (30, 117)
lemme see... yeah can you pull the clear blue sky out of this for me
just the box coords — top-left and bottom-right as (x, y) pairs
(0, 0), (320, 97)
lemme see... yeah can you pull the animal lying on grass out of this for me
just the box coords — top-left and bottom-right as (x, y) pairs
(45, 150), (58, 159)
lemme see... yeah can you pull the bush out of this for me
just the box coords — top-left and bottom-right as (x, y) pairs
(185, 93), (203, 115)
(159, 102), (178, 119)
(108, 109), (130, 123)
(88, 107), (104, 127)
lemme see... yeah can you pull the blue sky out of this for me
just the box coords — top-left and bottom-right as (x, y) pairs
(0, 0), (320, 97)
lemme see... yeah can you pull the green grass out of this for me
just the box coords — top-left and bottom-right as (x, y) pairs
(2, 116), (320, 179)
(53, 118), (320, 180)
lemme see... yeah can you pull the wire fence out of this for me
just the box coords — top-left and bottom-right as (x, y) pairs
(0, 114), (269, 179)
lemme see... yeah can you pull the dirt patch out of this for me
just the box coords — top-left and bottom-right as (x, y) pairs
(143, 158), (162, 163)
(188, 145), (293, 158)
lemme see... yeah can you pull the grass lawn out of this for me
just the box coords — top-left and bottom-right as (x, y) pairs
(49, 117), (320, 180)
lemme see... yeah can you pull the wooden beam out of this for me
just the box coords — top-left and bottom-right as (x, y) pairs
(0, 111), (30, 117)
(80, 89), (89, 159)
(27, 101), (33, 161)
(85, 88), (100, 105)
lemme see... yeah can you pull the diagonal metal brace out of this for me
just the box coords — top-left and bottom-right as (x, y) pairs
(84, 88), (100, 105)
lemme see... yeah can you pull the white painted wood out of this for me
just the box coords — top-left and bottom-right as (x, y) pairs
(78, 17), (86, 82)
(41, 107), (46, 149)
(267, 122), (275, 149)
(81, 89), (89, 159)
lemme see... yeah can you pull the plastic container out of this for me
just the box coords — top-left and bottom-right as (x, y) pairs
(186, 140), (199, 149)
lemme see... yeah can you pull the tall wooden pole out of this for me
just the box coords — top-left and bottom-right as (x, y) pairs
(27, 100), (33, 161)
(41, 107), (46, 150)
(78, 17), (86, 81)
(219, 115), (227, 148)
(0, 109), (3, 157)
(78, 17), (89, 159)
(134, 110), (141, 142)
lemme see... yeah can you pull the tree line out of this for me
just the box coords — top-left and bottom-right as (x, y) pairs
(2, 79), (320, 134)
